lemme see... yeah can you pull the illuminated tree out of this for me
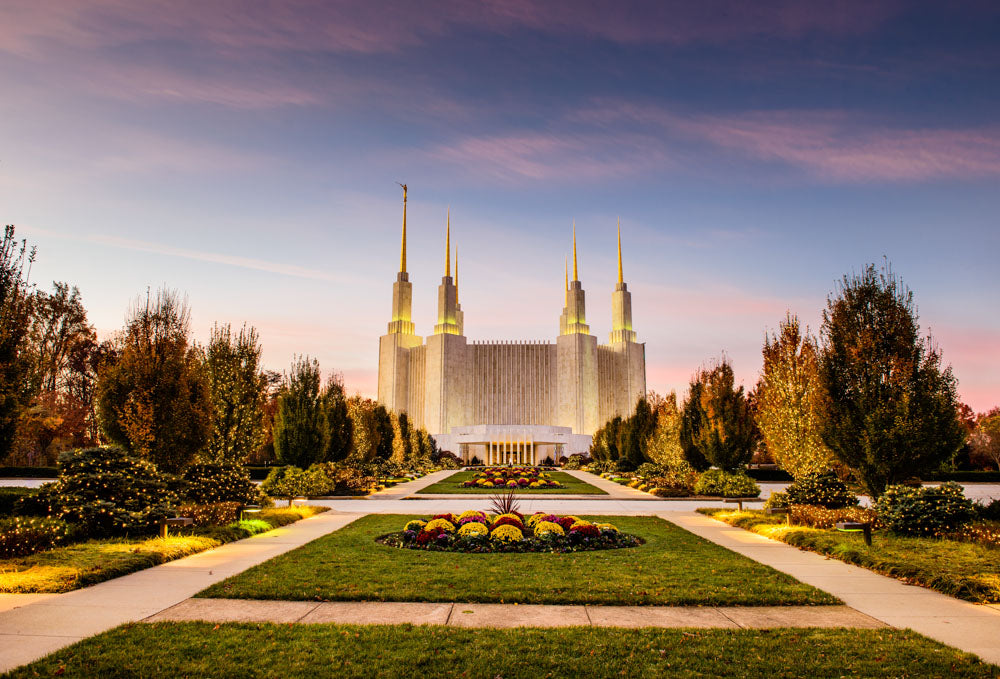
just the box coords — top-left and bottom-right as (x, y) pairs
(0, 226), (35, 458)
(645, 391), (687, 471)
(203, 323), (266, 464)
(96, 289), (212, 473)
(346, 396), (381, 462)
(272, 355), (327, 468)
(819, 263), (964, 497)
(680, 359), (757, 472)
(391, 411), (412, 464)
(970, 409), (1000, 471)
(755, 314), (835, 479)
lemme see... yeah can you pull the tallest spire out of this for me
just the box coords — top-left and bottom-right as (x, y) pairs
(445, 206), (451, 277)
(399, 183), (407, 274)
(617, 217), (623, 285)
(572, 220), (579, 281)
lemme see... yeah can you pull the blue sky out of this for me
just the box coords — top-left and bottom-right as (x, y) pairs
(2, 1), (998, 410)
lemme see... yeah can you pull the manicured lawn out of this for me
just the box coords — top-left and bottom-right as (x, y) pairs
(699, 508), (1000, 603)
(199, 514), (835, 605)
(0, 506), (327, 593)
(8, 622), (996, 678)
(416, 470), (607, 494)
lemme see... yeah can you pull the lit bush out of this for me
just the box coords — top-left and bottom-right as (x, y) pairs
(694, 469), (760, 498)
(29, 446), (178, 537)
(785, 472), (857, 509)
(176, 501), (242, 526)
(875, 482), (976, 536)
(789, 504), (879, 529)
(0, 516), (71, 557)
(764, 491), (790, 509)
(182, 463), (261, 505)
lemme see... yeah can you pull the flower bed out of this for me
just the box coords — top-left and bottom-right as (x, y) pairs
(462, 467), (563, 490)
(378, 510), (641, 553)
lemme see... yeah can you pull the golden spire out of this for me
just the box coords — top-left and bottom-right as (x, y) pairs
(564, 256), (569, 291)
(398, 183), (407, 273)
(617, 216), (623, 285)
(445, 206), (451, 277)
(572, 220), (578, 281)
(455, 248), (460, 303)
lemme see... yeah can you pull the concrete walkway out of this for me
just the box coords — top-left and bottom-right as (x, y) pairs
(0, 511), (363, 673)
(664, 511), (1000, 665)
(146, 598), (883, 629)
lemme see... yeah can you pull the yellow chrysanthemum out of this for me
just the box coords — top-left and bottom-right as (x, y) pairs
(596, 523), (618, 532)
(569, 520), (592, 530)
(534, 521), (564, 536)
(424, 519), (456, 533)
(458, 510), (486, 521)
(529, 482), (540, 488)
(457, 522), (488, 537)
(482, 481), (494, 487)
(490, 524), (523, 543)
(404, 519), (427, 532)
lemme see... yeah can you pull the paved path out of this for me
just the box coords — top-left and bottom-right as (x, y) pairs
(0, 511), (363, 673)
(146, 598), (883, 629)
(663, 511), (1000, 665)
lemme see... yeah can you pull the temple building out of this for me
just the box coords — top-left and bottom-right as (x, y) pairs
(377, 186), (646, 464)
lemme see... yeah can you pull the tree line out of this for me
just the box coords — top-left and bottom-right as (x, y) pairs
(0, 226), (436, 472)
(591, 262), (999, 498)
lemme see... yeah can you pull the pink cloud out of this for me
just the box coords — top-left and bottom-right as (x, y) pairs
(577, 104), (1000, 182)
(0, 1), (899, 59)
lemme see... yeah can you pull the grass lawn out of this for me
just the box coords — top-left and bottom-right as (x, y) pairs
(699, 508), (1000, 603)
(199, 514), (835, 606)
(0, 506), (327, 594)
(7, 622), (996, 678)
(416, 470), (607, 494)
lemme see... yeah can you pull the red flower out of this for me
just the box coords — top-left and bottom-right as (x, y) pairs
(417, 527), (444, 545)
(491, 516), (525, 531)
(556, 517), (575, 531)
(571, 524), (600, 538)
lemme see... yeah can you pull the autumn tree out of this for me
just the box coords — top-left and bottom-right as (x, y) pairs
(645, 391), (687, 470)
(819, 263), (964, 497)
(322, 374), (353, 462)
(755, 314), (835, 479)
(680, 359), (757, 472)
(203, 323), (266, 464)
(970, 409), (1000, 471)
(0, 226), (35, 459)
(272, 356), (327, 468)
(391, 411), (412, 464)
(347, 396), (381, 462)
(96, 289), (212, 472)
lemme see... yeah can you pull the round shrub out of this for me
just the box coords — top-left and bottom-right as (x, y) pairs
(534, 520), (564, 536)
(182, 463), (260, 505)
(875, 482), (976, 536)
(764, 491), (791, 510)
(785, 473), (857, 509)
(457, 522), (488, 538)
(490, 524), (523, 543)
(693, 469), (760, 498)
(651, 487), (687, 498)
(32, 446), (178, 537)
(424, 518), (456, 533)
(403, 519), (426, 532)
(0, 516), (71, 557)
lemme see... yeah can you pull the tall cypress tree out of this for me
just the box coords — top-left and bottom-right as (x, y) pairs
(203, 323), (266, 464)
(322, 374), (352, 462)
(680, 360), (756, 472)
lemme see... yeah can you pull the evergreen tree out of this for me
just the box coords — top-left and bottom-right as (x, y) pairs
(272, 355), (327, 468)
(680, 359), (757, 472)
(0, 226), (35, 459)
(756, 314), (835, 479)
(391, 411), (412, 464)
(621, 396), (655, 467)
(346, 396), (380, 462)
(819, 263), (965, 497)
(203, 323), (266, 464)
(322, 374), (352, 462)
(96, 289), (212, 473)
(373, 403), (394, 460)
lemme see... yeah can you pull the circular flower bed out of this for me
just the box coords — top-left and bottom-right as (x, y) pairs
(462, 466), (564, 490)
(377, 510), (642, 553)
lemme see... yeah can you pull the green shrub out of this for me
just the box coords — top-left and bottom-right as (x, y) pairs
(306, 463), (375, 495)
(0, 487), (33, 515)
(650, 487), (688, 498)
(874, 482), (976, 536)
(785, 472), (857, 509)
(181, 463), (261, 505)
(789, 504), (879, 529)
(647, 470), (698, 495)
(563, 453), (590, 470)
(764, 491), (790, 509)
(0, 516), (71, 557)
(635, 462), (667, 478)
(260, 466), (314, 499)
(30, 446), (178, 537)
(694, 469), (760, 498)
(176, 502), (243, 526)
(976, 500), (1000, 522)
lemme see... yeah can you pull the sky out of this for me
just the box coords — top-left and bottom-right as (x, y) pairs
(2, 0), (998, 412)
